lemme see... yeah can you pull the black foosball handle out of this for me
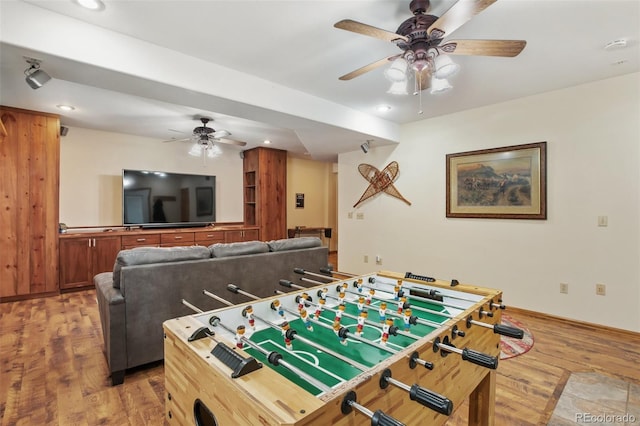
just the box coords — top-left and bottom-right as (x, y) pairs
(279, 279), (293, 288)
(371, 410), (405, 426)
(293, 268), (305, 275)
(494, 324), (524, 339)
(409, 385), (453, 415)
(461, 348), (499, 370)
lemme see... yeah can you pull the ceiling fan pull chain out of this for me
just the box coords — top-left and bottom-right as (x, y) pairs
(417, 70), (423, 115)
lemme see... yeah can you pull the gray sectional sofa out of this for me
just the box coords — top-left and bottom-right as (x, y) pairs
(94, 237), (328, 385)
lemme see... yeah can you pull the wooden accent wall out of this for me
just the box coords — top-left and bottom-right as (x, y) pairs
(243, 147), (287, 241)
(0, 106), (60, 300)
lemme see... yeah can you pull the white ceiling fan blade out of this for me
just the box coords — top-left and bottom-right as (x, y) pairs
(213, 129), (231, 138)
(216, 137), (247, 147)
(163, 137), (191, 143)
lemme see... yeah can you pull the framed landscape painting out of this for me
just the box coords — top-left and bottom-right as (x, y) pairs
(446, 142), (547, 219)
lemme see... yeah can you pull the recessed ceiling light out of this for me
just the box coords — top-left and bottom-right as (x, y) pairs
(604, 39), (627, 50)
(56, 104), (75, 111)
(263, 140), (271, 144)
(376, 105), (391, 112)
(74, 0), (105, 11)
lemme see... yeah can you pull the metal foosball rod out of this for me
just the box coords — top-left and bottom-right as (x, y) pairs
(295, 277), (445, 329)
(319, 266), (357, 278)
(348, 278), (477, 312)
(273, 289), (435, 371)
(341, 391), (405, 426)
(202, 290), (371, 372)
(278, 280), (420, 341)
(293, 268), (338, 281)
(227, 284), (398, 355)
(317, 278), (522, 339)
(180, 299), (331, 391)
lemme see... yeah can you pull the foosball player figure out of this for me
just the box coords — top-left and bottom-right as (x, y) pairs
(319, 287), (329, 301)
(403, 308), (412, 332)
(357, 296), (365, 313)
(298, 293), (309, 312)
(271, 299), (285, 319)
(281, 321), (293, 350)
(300, 308), (313, 331)
(235, 325), (246, 349)
(333, 321), (347, 345)
(356, 278), (364, 293)
(314, 298), (325, 320)
(334, 303), (346, 324)
(338, 289), (346, 305)
(393, 285), (401, 301)
(381, 318), (393, 345)
(397, 296), (407, 314)
(245, 305), (255, 330)
(378, 302), (387, 323)
(355, 311), (368, 336)
(366, 288), (375, 305)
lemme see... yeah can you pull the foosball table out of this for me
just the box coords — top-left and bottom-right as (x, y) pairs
(163, 268), (523, 425)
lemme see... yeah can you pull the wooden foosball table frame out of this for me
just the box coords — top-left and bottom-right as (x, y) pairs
(163, 270), (511, 425)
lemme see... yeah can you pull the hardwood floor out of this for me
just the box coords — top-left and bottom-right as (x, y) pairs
(1, 274), (638, 425)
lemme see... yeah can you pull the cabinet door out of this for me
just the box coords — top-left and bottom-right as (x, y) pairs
(224, 230), (244, 243)
(92, 236), (121, 275)
(243, 229), (260, 241)
(59, 238), (92, 289)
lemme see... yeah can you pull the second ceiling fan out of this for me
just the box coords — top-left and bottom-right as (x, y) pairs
(166, 117), (247, 159)
(334, 0), (526, 93)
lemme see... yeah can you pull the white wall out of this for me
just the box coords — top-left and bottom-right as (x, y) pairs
(60, 127), (244, 226)
(338, 73), (640, 332)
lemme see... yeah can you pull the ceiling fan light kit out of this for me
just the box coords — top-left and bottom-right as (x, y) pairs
(387, 80), (409, 95)
(430, 77), (453, 94)
(164, 116), (247, 161)
(384, 58), (409, 82)
(335, 0), (526, 99)
(433, 54), (460, 79)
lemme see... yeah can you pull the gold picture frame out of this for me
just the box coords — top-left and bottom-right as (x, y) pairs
(446, 142), (547, 219)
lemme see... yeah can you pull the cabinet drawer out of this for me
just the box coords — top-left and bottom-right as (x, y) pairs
(122, 234), (161, 247)
(194, 231), (225, 244)
(160, 232), (195, 244)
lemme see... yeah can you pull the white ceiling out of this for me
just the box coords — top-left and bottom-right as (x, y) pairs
(1, 0), (638, 161)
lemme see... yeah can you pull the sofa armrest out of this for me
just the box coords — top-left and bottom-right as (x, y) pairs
(94, 272), (127, 385)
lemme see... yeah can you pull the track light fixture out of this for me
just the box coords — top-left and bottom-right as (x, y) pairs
(360, 141), (370, 154)
(24, 58), (51, 89)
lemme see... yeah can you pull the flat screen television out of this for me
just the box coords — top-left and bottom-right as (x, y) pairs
(122, 169), (216, 229)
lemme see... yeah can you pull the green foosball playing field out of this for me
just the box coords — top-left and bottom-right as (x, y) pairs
(243, 297), (449, 395)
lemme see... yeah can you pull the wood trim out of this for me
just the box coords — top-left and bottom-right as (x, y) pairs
(506, 305), (640, 337)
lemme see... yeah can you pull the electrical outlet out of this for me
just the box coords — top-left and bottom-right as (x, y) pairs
(596, 283), (606, 296)
(560, 283), (568, 294)
(364, 255), (368, 263)
(347, 212), (353, 219)
(375, 255), (382, 265)
(356, 212), (364, 220)
(597, 216), (608, 227)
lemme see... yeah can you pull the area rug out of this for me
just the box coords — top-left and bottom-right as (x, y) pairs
(500, 312), (534, 360)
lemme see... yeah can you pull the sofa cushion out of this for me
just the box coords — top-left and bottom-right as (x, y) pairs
(268, 237), (322, 252)
(209, 241), (270, 258)
(112, 246), (210, 289)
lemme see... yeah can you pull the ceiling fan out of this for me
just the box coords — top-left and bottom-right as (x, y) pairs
(165, 117), (247, 158)
(334, 0), (526, 94)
